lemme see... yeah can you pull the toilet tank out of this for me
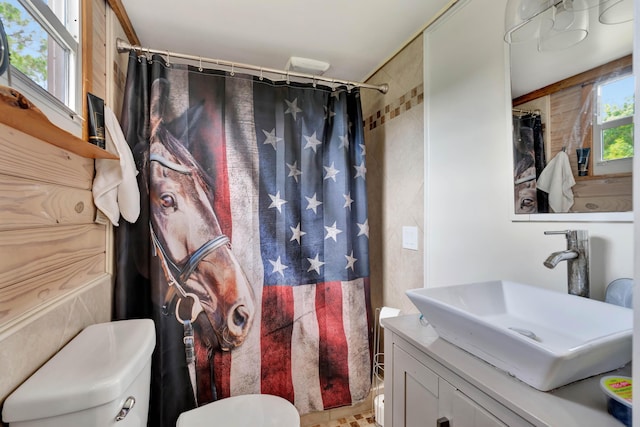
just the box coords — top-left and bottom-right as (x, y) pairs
(2, 319), (155, 427)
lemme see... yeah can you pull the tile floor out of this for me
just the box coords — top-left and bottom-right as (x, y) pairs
(299, 387), (381, 427)
(305, 410), (377, 427)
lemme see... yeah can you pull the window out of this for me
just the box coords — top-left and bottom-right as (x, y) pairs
(592, 73), (634, 175)
(0, 0), (80, 129)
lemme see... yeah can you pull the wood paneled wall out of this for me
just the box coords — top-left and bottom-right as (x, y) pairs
(548, 84), (632, 213)
(0, 123), (107, 328)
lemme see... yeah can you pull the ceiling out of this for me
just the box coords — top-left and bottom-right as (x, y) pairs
(509, 2), (633, 98)
(118, 1), (633, 97)
(118, 0), (453, 83)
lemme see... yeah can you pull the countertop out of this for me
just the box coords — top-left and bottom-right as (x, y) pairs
(383, 314), (629, 427)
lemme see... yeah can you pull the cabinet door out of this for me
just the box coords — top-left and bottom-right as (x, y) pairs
(392, 345), (439, 427)
(450, 389), (508, 427)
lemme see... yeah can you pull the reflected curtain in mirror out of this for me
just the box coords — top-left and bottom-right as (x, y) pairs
(513, 111), (548, 213)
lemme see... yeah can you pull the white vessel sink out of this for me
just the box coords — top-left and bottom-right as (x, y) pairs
(406, 280), (632, 391)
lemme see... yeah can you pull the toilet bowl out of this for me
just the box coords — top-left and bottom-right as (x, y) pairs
(2, 319), (300, 427)
(176, 394), (300, 427)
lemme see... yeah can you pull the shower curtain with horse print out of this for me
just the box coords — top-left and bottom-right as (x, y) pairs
(114, 52), (372, 427)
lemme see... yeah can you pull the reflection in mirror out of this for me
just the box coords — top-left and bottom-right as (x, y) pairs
(507, 0), (633, 216)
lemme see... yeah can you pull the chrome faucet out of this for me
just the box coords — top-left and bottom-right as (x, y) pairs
(543, 230), (589, 297)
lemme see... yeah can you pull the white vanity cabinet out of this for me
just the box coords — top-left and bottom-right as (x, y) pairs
(383, 315), (627, 427)
(447, 387), (507, 427)
(390, 336), (522, 427)
(391, 345), (438, 426)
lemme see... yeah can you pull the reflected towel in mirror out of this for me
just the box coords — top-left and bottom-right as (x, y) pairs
(536, 151), (575, 213)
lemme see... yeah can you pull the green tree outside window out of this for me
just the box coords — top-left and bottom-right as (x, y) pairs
(0, 1), (48, 87)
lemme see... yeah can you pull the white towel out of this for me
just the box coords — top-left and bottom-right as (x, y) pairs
(536, 151), (576, 213)
(92, 105), (140, 226)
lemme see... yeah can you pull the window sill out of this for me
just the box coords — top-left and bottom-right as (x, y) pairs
(575, 172), (632, 181)
(0, 96), (118, 160)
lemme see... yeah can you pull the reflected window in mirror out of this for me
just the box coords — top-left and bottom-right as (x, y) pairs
(593, 73), (634, 175)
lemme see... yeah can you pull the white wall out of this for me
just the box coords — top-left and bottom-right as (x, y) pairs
(423, 0), (634, 301)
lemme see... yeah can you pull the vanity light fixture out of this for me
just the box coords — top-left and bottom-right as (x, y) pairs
(598, 0), (633, 24)
(504, 0), (550, 44)
(537, 0), (589, 51)
(504, 0), (629, 49)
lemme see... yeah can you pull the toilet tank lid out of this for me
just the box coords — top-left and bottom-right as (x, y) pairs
(2, 319), (156, 423)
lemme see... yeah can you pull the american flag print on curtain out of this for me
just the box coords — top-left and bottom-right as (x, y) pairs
(117, 52), (371, 427)
(214, 77), (372, 414)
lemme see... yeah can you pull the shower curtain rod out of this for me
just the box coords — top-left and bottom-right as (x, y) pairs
(512, 107), (541, 116)
(116, 38), (389, 94)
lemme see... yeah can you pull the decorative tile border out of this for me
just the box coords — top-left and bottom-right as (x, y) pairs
(364, 84), (424, 131)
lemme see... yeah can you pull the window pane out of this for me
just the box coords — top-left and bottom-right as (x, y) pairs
(598, 75), (634, 123)
(45, 0), (67, 28)
(602, 124), (634, 161)
(0, 0), (69, 104)
(45, 0), (79, 39)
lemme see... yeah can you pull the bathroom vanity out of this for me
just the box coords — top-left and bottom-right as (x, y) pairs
(383, 315), (628, 427)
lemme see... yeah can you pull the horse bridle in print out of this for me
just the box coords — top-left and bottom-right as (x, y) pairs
(149, 152), (231, 405)
(149, 223), (230, 323)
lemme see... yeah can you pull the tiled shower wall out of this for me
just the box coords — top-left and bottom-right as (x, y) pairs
(361, 35), (424, 316)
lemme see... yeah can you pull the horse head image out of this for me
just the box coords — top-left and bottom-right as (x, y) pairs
(142, 78), (255, 351)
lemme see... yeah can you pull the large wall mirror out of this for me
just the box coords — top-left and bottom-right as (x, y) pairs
(508, 0), (633, 221)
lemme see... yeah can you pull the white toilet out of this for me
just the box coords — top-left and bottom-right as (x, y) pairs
(2, 319), (155, 426)
(2, 319), (300, 427)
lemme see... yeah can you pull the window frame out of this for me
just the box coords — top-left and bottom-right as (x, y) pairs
(0, 0), (82, 135)
(592, 72), (634, 176)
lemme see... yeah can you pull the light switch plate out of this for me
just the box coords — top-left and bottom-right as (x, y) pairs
(402, 226), (419, 251)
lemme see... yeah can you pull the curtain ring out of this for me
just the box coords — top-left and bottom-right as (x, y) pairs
(259, 68), (264, 81)
(312, 76), (316, 88)
(286, 71), (290, 85)
(198, 57), (203, 72)
(166, 50), (171, 67)
(230, 63), (235, 76)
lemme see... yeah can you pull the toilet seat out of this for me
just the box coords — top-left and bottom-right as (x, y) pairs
(176, 394), (300, 427)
